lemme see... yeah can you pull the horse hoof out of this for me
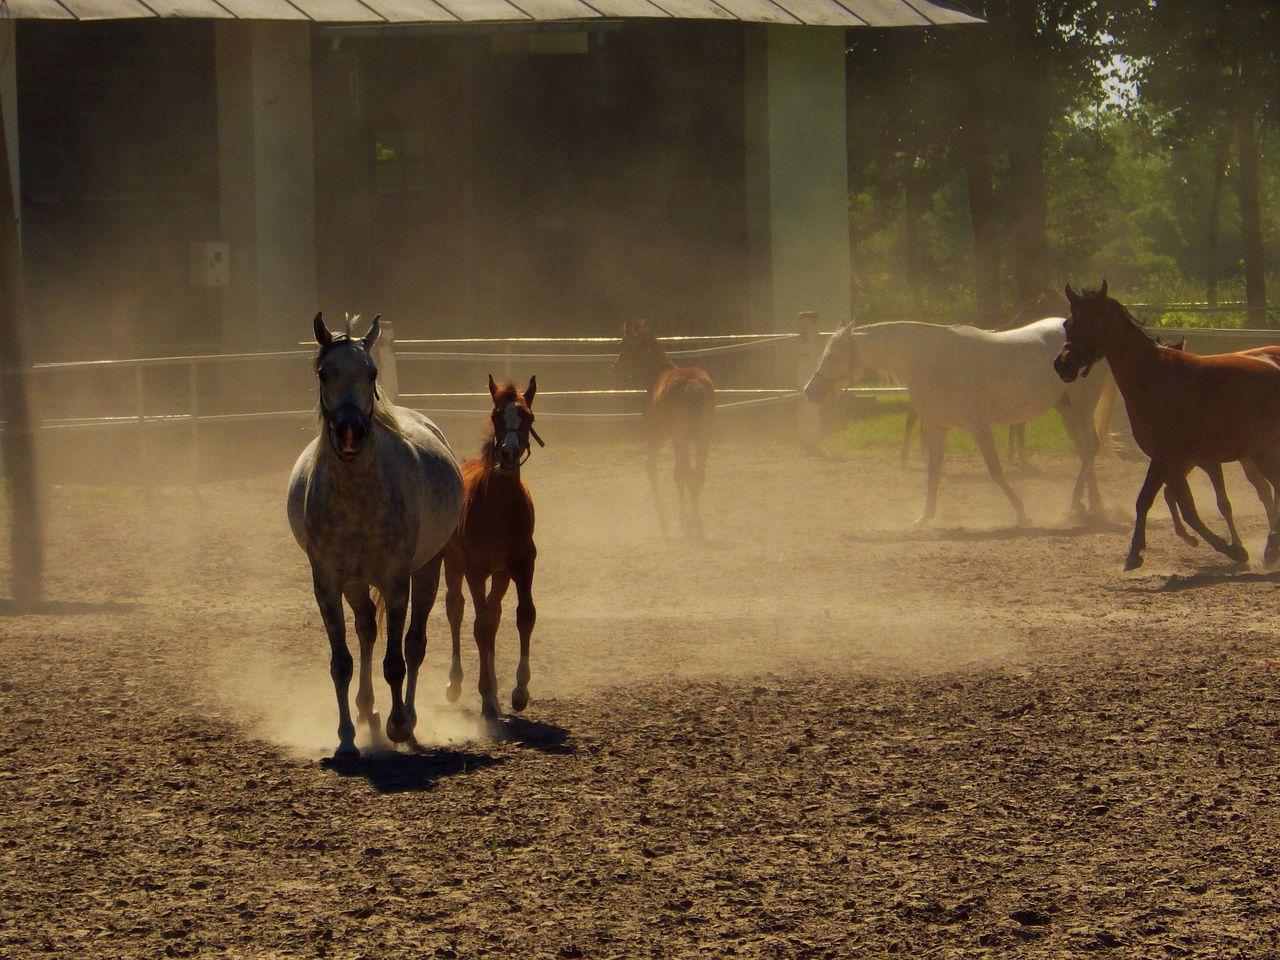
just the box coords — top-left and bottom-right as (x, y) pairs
(1123, 552), (1144, 572)
(511, 688), (529, 712)
(1228, 545), (1249, 564)
(1179, 536), (1199, 548)
(445, 683), (461, 704)
(481, 701), (500, 721)
(332, 743), (359, 761)
(385, 715), (413, 744)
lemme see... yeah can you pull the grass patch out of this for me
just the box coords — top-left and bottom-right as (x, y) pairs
(824, 402), (1077, 457)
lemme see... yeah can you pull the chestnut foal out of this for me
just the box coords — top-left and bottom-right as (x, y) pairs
(444, 376), (542, 718)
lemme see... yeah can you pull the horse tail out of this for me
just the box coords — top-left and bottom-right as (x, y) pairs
(681, 372), (716, 426)
(1092, 369), (1119, 460)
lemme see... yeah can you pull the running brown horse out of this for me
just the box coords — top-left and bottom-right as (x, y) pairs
(614, 318), (716, 538)
(1055, 282), (1280, 570)
(1158, 339), (1277, 555)
(443, 376), (541, 719)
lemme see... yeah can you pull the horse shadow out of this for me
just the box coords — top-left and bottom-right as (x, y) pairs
(320, 744), (503, 794)
(0, 598), (139, 616)
(1119, 566), (1280, 594)
(842, 520), (1128, 545)
(488, 714), (575, 755)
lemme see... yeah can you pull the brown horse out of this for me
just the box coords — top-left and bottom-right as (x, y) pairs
(1055, 281), (1280, 570)
(1158, 339), (1277, 554)
(443, 376), (541, 719)
(614, 319), (716, 538)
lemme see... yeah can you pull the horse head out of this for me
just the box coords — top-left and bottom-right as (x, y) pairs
(614, 319), (672, 387)
(1055, 280), (1109, 383)
(803, 323), (859, 402)
(487, 374), (541, 474)
(314, 312), (381, 460)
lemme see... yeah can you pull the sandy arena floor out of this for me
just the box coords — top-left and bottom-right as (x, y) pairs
(2, 439), (1278, 958)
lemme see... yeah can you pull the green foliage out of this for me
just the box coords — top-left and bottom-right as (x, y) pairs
(845, 1), (1278, 322)
(823, 406), (1076, 457)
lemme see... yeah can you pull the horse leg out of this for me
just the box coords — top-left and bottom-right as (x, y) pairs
(1240, 459), (1278, 529)
(510, 556), (536, 713)
(1127, 461), (1165, 571)
(1246, 446), (1280, 565)
(972, 423), (1028, 526)
(1166, 470), (1247, 564)
(672, 432), (694, 537)
(645, 428), (669, 537)
(916, 421), (946, 527)
(901, 407), (917, 466)
(687, 427), (710, 541)
(342, 583), (380, 739)
(402, 550), (444, 739)
(1056, 395), (1102, 520)
(380, 577), (413, 744)
(1165, 485), (1197, 547)
(313, 568), (357, 758)
(1009, 423), (1029, 471)
(482, 573), (509, 718)
(1204, 463), (1245, 551)
(444, 545), (466, 704)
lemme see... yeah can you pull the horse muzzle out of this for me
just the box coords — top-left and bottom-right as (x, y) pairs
(803, 373), (835, 403)
(327, 406), (371, 460)
(1054, 343), (1096, 383)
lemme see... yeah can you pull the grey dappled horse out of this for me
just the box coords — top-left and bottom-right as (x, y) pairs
(287, 314), (463, 758)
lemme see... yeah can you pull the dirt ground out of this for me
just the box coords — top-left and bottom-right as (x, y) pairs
(2, 435), (1279, 959)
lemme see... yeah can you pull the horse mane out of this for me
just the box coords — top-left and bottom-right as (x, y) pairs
(1082, 286), (1158, 344)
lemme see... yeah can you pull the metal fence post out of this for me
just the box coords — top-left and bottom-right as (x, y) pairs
(795, 310), (820, 453)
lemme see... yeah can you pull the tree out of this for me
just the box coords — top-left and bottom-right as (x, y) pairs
(1112, 0), (1279, 325)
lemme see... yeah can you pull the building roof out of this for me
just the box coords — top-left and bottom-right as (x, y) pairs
(0, 0), (980, 27)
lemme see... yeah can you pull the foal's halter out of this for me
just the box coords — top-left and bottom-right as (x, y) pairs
(493, 403), (545, 467)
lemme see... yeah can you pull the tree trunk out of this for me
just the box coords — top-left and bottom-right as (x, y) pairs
(0, 94), (43, 604)
(904, 167), (926, 317)
(960, 130), (1001, 327)
(1008, 119), (1051, 308)
(1235, 104), (1268, 327)
(1205, 125), (1230, 308)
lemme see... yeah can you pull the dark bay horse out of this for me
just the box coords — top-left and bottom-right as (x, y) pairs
(1055, 282), (1280, 570)
(443, 376), (541, 719)
(287, 314), (463, 757)
(614, 319), (716, 538)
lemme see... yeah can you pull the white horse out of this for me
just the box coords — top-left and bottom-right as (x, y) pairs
(288, 314), (463, 758)
(804, 318), (1114, 526)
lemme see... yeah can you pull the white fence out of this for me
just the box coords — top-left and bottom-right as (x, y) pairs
(8, 320), (1280, 487)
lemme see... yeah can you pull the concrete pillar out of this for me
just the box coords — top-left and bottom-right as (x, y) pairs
(0, 21), (19, 243)
(216, 22), (318, 350)
(745, 25), (852, 333)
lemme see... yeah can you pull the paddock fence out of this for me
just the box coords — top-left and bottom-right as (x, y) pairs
(5, 316), (1280, 488)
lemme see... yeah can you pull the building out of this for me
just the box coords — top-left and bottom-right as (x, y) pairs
(0, 2), (977, 360)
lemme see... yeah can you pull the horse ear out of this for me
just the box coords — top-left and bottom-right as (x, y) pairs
(362, 314), (381, 349)
(1064, 284), (1080, 308)
(313, 313), (332, 347)
(1099, 279), (1108, 299)
(488, 374), (498, 401)
(525, 375), (537, 407)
